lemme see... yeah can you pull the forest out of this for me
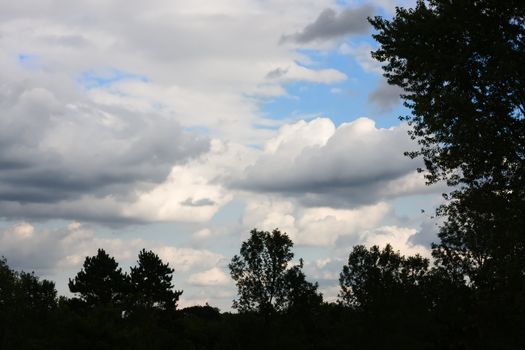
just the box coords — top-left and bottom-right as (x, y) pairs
(1, 1), (524, 349)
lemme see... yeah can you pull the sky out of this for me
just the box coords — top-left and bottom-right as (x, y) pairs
(0, 0), (445, 310)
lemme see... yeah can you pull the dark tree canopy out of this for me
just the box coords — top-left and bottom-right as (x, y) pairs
(229, 229), (321, 314)
(129, 249), (182, 310)
(68, 248), (128, 307)
(371, 0), (524, 188)
(283, 259), (323, 313)
(339, 244), (429, 310)
(370, 0), (525, 292)
(370, 2), (525, 346)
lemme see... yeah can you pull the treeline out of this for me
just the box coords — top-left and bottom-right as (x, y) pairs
(0, 227), (524, 349)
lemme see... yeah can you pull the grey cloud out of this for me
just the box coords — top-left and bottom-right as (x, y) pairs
(368, 79), (404, 111)
(265, 67), (288, 79)
(408, 219), (441, 247)
(41, 34), (91, 48)
(281, 5), (374, 44)
(181, 198), (216, 207)
(0, 71), (209, 221)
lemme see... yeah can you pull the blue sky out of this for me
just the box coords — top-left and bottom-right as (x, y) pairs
(0, 0), (441, 310)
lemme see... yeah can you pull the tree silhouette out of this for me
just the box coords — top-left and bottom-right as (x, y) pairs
(283, 258), (323, 314)
(229, 228), (320, 314)
(129, 249), (182, 311)
(68, 248), (128, 308)
(370, 0), (525, 287)
(370, 1), (525, 346)
(339, 244), (429, 310)
(0, 257), (58, 348)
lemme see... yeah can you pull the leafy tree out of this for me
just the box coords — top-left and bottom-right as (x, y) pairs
(229, 228), (321, 314)
(0, 257), (58, 348)
(369, 0), (525, 288)
(68, 249), (128, 308)
(129, 249), (182, 310)
(339, 244), (429, 310)
(370, 2), (525, 346)
(283, 259), (323, 313)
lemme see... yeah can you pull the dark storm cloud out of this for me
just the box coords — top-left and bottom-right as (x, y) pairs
(281, 5), (374, 44)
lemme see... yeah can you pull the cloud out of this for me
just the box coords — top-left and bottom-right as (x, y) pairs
(0, 1), (359, 225)
(156, 247), (225, 273)
(361, 225), (430, 257)
(0, 221), (225, 275)
(188, 267), (230, 286)
(0, 58), (208, 213)
(281, 5), (374, 44)
(0, 222), (141, 273)
(368, 79), (404, 111)
(339, 42), (382, 74)
(236, 117), (428, 207)
(264, 62), (347, 84)
(242, 196), (395, 246)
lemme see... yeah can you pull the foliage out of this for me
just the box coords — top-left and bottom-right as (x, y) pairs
(370, 0), (525, 286)
(0, 257), (58, 349)
(283, 259), (323, 314)
(68, 248), (128, 308)
(339, 244), (429, 310)
(129, 249), (182, 311)
(370, 1), (525, 346)
(229, 229), (321, 313)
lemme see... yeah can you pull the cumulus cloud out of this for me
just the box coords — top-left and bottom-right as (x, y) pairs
(241, 196), (401, 247)
(281, 5), (374, 44)
(236, 117), (428, 207)
(0, 54), (209, 220)
(361, 225), (430, 257)
(0, 1), (359, 224)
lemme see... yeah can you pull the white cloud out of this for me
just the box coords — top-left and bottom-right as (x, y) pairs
(156, 247), (225, 273)
(241, 196), (397, 247)
(189, 267), (230, 286)
(361, 225), (431, 257)
(237, 117), (430, 207)
(266, 62), (347, 84)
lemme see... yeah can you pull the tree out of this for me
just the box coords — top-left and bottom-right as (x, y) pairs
(68, 249), (128, 308)
(369, 0), (525, 287)
(129, 249), (182, 310)
(339, 244), (429, 310)
(283, 259), (323, 314)
(229, 228), (321, 314)
(0, 257), (58, 348)
(370, 1), (525, 346)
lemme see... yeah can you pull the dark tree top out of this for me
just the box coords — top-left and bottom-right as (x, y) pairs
(370, 0), (525, 189)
